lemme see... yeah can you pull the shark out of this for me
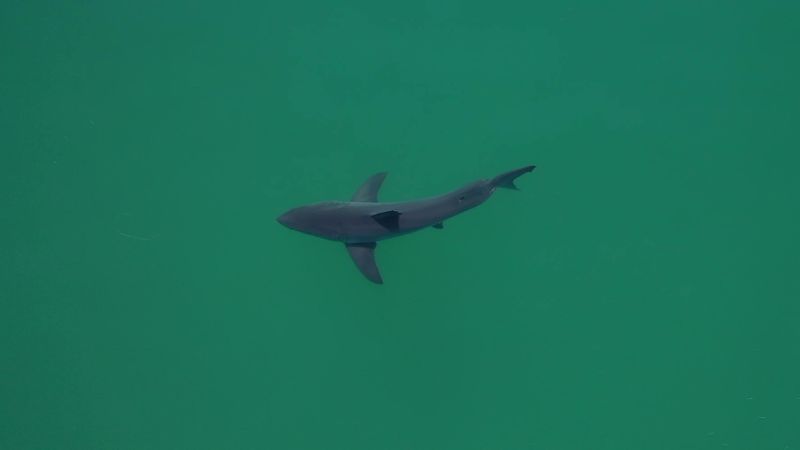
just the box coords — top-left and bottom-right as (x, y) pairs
(276, 165), (536, 284)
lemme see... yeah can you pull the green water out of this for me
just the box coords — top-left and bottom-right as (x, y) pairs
(2, 1), (799, 449)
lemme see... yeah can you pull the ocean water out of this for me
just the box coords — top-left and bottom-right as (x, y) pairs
(2, 1), (799, 449)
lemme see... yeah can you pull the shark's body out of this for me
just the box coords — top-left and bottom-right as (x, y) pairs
(277, 165), (535, 284)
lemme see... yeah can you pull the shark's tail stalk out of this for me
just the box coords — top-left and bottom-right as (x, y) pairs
(490, 165), (536, 190)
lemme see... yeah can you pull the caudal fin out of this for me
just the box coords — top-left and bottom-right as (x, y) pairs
(490, 165), (536, 190)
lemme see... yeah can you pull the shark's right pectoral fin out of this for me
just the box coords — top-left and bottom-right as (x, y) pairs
(345, 242), (383, 284)
(352, 172), (388, 202)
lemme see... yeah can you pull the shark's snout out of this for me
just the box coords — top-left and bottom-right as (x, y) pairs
(276, 210), (297, 229)
(277, 204), (344, 241)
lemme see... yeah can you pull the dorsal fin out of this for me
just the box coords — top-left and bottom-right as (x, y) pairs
(352, 172), (388, 202)
(371, 210), (401, 231)
(345, 242), (383, 284)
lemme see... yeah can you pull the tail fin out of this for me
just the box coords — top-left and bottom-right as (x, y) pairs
(490, 165), (536, 190)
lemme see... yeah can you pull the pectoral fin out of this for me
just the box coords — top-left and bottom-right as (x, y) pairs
(433, 222), (444, 229)
(352, 172), (388, 202)
(345, 242), (383, 284)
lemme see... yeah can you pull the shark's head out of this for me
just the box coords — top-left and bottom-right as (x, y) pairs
(277, 202), (345, 241)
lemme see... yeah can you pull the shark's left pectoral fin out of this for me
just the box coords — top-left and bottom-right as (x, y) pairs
(345, 242), (383, 284)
